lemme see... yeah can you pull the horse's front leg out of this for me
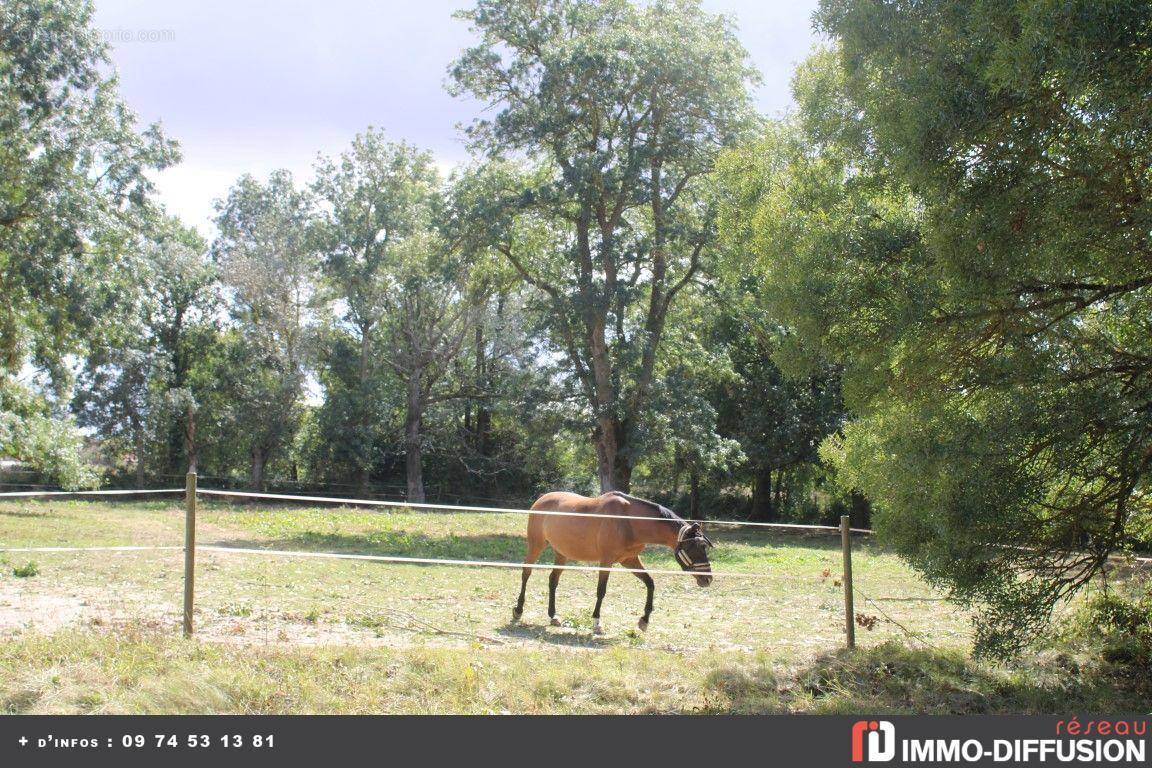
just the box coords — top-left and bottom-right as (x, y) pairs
(591, 560), (612, 635)
(621, 555), (654, 631)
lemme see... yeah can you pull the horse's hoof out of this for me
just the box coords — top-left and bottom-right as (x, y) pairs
(592, 620), (603, 635)
(550, 617), (562, 627)
(637, 617), (649, 632)
(512, 608), (523, 622)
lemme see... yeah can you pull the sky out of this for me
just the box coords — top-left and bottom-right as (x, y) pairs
(90, 0), (825, 235)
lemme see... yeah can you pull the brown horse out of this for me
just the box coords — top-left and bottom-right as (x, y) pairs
(512, 490), (714, 634)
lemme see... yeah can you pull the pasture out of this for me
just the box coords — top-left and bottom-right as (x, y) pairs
(0, 498), (1144, 714)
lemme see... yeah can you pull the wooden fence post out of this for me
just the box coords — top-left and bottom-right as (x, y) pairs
(841, 514), (856, 649)
(183, 471), (197, 638)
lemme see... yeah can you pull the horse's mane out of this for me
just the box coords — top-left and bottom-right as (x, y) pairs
(606, 491), (685, 526)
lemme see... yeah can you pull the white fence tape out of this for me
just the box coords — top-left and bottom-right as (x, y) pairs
(0, 485), (874, 534)
(0, 543), (771, 579)
(196, 488), (874, 534)
(0, 489), (182, 498)
(195, 545), (766, 578)
(0, 545), (182, 553)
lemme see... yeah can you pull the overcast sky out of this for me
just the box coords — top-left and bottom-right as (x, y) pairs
(90, 0), (824, 235)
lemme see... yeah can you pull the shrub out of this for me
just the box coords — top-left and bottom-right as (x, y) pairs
(1077, 592), (1152, 671)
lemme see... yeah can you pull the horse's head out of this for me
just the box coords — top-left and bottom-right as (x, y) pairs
(674, 523), (714, 587)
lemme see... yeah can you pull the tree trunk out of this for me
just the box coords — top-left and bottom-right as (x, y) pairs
(474, 324), (492, 463)
(772, 467), (784, 512)
(850, 490), (871, 529)
(689, 465), (701, 520)
(594, 416), (632, 492)
(133, 428), (146, 490)
(167, 306), (190, 476)
(750, 463), (775, 521)
(405, 374), (426, 503)
(476, 406), (492, 458)
(251, 447), (265, 491)
(356, 322), (373, 496)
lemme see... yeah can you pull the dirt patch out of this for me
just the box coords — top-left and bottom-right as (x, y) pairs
(0, 580), (659, 651)
(0, 582), (169, 634)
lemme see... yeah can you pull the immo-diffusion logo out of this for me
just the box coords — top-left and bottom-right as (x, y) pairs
(849, 718), (1147, 764)
(852, 720), (896, 762)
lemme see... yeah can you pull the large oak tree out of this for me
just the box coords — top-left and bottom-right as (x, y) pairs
(450, 0), (757, 491)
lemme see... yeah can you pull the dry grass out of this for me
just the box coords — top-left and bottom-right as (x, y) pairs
(0, 498), (1144, 713)
(0, 498), (968, 652)
(2, 627), (1146, 714)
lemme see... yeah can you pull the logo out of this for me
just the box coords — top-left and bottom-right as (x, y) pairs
(852, 720), (896, 762)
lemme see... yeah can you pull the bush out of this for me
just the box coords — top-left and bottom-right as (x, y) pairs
(12, 561), (39, 578)
(1, 381), (102, 490)
(1077, 592), (1152, 672)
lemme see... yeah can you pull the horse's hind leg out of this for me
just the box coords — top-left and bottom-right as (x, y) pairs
(513, 523), (546, 622)
(591, 559), (612, 635)
(548, 554), (568, 626)
(621, 555), (655, 631)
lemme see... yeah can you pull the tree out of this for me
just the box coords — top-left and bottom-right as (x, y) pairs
(73, 344), (166, 488)
(311, 130), (442, 493)
(456, 280), (545, 497)
(212, 172), (315, 489)
(0, 0), (176, 486)
(713, 316), (844, 523)
(142, 218), (217, 475)
(0, 0), (178, 376)
(641, 349), (740, 520)
(721, 0), (1152, 654)
(1, 377), (100, 490)
(377, 232), (477, 502)
(450, 0), (757, 491)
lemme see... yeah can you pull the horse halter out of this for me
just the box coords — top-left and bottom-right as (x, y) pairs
(674, 524), (714, 571)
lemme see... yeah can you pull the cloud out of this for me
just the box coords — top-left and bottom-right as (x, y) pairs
(95, 0), (820, 233)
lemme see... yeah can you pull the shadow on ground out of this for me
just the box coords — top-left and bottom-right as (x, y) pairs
(495, 621), (633, 648)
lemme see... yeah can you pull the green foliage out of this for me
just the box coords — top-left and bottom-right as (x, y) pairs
(0, 379), (99, 490)
(713, 309), (846, 522)
(72, 215), (213, 483)
(720, 0), (1152, 654)
(1077, 592), (1152, 672)
(0, 0), (177, 487)
(0, 0), (178, 376)
(310, 131), (443, 489)
(210, 171), (316, 487)
(11, 561), (38, 578)
(632, 291), (741, 498)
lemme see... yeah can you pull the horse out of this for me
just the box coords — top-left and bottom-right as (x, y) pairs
(512, 490), (714, 634)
